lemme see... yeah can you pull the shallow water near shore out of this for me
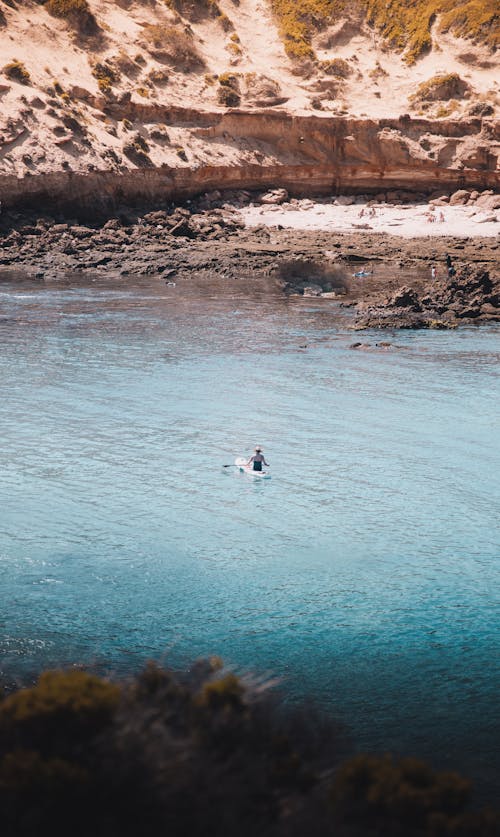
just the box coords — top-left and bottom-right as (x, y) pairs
(1, 272), (499, 799)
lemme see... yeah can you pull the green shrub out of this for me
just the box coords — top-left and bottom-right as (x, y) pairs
(366, 0), (499, 63)
(196, 673), (245, 711)
(166, 0), (233, 30)
(141, 23), (205, 70)
(0, 749), (89, 799)
(270, 0), (498, 64)
(217, 10), (234, 30)
(369, 61), (389, 79)
(217, 73), (241, 106)
(270, 0), (345, 61)
(148, 68), (170, 85)
(91, 61), (119, 93)
(319, 57), (351, 77)
(123, 133), (153, 166)
(331, 754), (471, 831)
(0, 663), (497, 837)
(2, 59), (31, 84)
(410, 73), (469, 102)
(0, 670), (120, 755)
(44, 0), (98, 35)
(113, 50), (141, 77)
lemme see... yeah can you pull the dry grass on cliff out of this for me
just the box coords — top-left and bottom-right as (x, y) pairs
(365, 0), (499, 63)
(165, 0), (234, 30)
(269, 0), (499, 63)
(270, 0), (346, 60)
(409, 72), (470, 102)
(140, 23), (206, 70)
(44, 0), (99, 35)
(2, 58), (30, 84)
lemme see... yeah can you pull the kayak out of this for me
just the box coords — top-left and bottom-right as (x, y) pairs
(352, 270), (372, 278)
(235, 457), (271, 479)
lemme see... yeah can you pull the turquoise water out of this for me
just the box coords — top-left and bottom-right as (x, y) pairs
(1, 273), (499, 797)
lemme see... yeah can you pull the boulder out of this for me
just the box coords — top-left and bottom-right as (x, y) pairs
(170, 219), (196, 238)
(388, 286), (422, 311)
(476, 194), (500, 210)
(260, 188), (289, 205)
(449, 189), (471, 206)
(303, 284), (323, 297)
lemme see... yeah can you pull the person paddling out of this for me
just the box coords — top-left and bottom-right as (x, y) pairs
(246, 446), (269, 472)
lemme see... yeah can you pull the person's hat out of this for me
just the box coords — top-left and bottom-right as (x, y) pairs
(255, 446), (262, 451)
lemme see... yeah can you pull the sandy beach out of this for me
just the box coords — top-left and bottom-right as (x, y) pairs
(240, 201), (500, 238)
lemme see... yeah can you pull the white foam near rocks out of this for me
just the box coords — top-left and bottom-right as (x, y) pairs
(239, 201), (500, 238)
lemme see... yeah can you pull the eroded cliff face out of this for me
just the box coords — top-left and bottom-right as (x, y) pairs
(1, 0), (498, 210)
(0, 111), (498, 213)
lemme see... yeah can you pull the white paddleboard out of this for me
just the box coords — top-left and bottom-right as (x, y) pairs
(235, 457), (271, 479)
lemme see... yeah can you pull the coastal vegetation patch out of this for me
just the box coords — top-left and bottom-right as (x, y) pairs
(319, 57), (351, 77)
(217, 71), (241, 106)
(2, 58), (30, 84)
(165, 0), (234, 31)
(122, 131), (153, 165)
(409, 72), (470, 102)
(0, 662), (498, 837)
(44, 0), (99, 35)
(269, 0), (499, 62)
(140, 22), (206, 70)
(91, 60), (120, 93)
(365, 0), (499, 63)
(270, 0), (346, 60)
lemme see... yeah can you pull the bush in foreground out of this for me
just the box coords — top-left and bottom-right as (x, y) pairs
(0, 662), (498, 837)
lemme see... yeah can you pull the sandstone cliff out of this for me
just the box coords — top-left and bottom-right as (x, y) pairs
(0, 0), (498, 209)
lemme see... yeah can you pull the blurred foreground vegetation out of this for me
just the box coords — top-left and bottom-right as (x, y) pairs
(0, 661), (498, 837)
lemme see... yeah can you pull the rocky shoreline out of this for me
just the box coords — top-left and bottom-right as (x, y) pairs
(353, 267), (499, 329)
(0, 192), (498, 329)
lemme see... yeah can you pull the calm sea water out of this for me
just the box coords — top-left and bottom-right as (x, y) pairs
(1, 272), (499, 797)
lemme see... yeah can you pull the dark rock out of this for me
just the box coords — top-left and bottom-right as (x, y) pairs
(69, 225), (93, 239)
(103, 218), (122, 230)
(354, 266), (497, 330)
(170, 219), (196, 238)
(387, 286), (422, 311)
(457, 307), (481, 318)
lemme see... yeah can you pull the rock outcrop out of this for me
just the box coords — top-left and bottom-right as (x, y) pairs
(354, 267), (500, 329)
(0, 113), (498, 214)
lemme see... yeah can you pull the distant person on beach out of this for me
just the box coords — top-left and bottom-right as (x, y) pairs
(439, 211), (445, 223)
(446, 254), (456, 276)
(245, 446), (269, 472)
(431, 265), (436, 280)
